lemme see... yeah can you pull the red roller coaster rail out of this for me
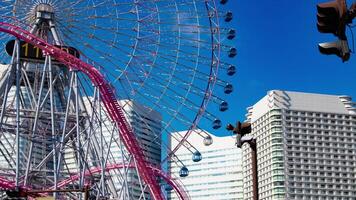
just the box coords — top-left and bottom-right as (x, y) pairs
(53, 164), (189, 199)
(0, 164), (188, 199)
(0, 22), (168, 200)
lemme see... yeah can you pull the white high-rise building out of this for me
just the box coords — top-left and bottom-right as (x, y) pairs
(243, 90), (356, 200)
(168, 129), (244, 200)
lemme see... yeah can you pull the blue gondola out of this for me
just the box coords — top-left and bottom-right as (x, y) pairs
(224, 11), (233, 22)
(227, 29), (236, 40)
(212, 119), (222, 129)
(179, 167), (189, 177)
(227, 65), (236, 76)
(192, 151), (202, 162)
(228, 47), (237, 58)
(224, 84), (233, 94)
(220, 101), (229, 112)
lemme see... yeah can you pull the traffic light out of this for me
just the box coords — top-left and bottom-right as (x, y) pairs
(317, 0), (347, 35)
(226, 121), (252, 148)
(226, 121), (251, 135)
(318, 40), (350, 61)
(316, 0), (351, 61)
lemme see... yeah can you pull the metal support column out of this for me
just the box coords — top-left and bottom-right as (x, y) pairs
(48, 56), (58, 198)
(74, 71), (83, 199)
(15, 39), (20, 188)
(250, 139), (258, 200)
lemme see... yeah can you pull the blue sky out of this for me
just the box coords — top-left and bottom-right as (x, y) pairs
(215, 0), (356, 136)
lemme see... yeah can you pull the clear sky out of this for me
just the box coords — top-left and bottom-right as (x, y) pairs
(215, 0), (356, 136)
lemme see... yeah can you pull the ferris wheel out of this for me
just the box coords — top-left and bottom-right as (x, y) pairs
(0, 0), (236, 199)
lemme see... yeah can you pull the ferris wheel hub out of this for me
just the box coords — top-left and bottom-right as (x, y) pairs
(34, 3), (54, 20)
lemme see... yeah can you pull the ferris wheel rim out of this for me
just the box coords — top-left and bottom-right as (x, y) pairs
(162, 0), (221, 163)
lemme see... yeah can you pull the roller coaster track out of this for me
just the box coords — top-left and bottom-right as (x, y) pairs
(53, 164), (189, 199)
(0, 22), (167, 200)
(0, 164), (188, 199)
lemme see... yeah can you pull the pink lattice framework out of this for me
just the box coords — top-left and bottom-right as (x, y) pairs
(0, 22), (174, 200)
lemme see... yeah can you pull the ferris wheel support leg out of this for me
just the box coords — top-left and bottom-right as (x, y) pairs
(0, 40), (17, 130)
(98, 89), (106, 197)
(55, 71), (74, 177)
(30, 19), (40, 34)
(24, 56), (50, 186)
(48, 56), (58, 198)
(49, 20), (61, 45)
(15, 38), (21, 188)
(74, 71), (83, 198)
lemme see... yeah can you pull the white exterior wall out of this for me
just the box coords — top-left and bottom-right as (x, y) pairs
(168, 130), (244, 200)
(244, 90), (356, 200)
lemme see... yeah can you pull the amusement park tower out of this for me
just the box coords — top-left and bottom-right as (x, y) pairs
(0, 3), (72, 189)
(243, 90), (356, 200)
(0, 3), (162, 199)
(0, 4), (111, 199)
(168, 130), (244, 200)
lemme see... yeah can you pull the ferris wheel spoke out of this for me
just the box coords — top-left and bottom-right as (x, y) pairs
(55, 24), (232, 74)
(57, 25), (134, 69)
(131, 87), (205, 134)
(59, 18), (223, 52)
(113, 56), (216, 107)
(116, 53), (217, 95)
(100, 57), (222, 125)
(119, 86), (189, 135)
(133, 77), (207, 119)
